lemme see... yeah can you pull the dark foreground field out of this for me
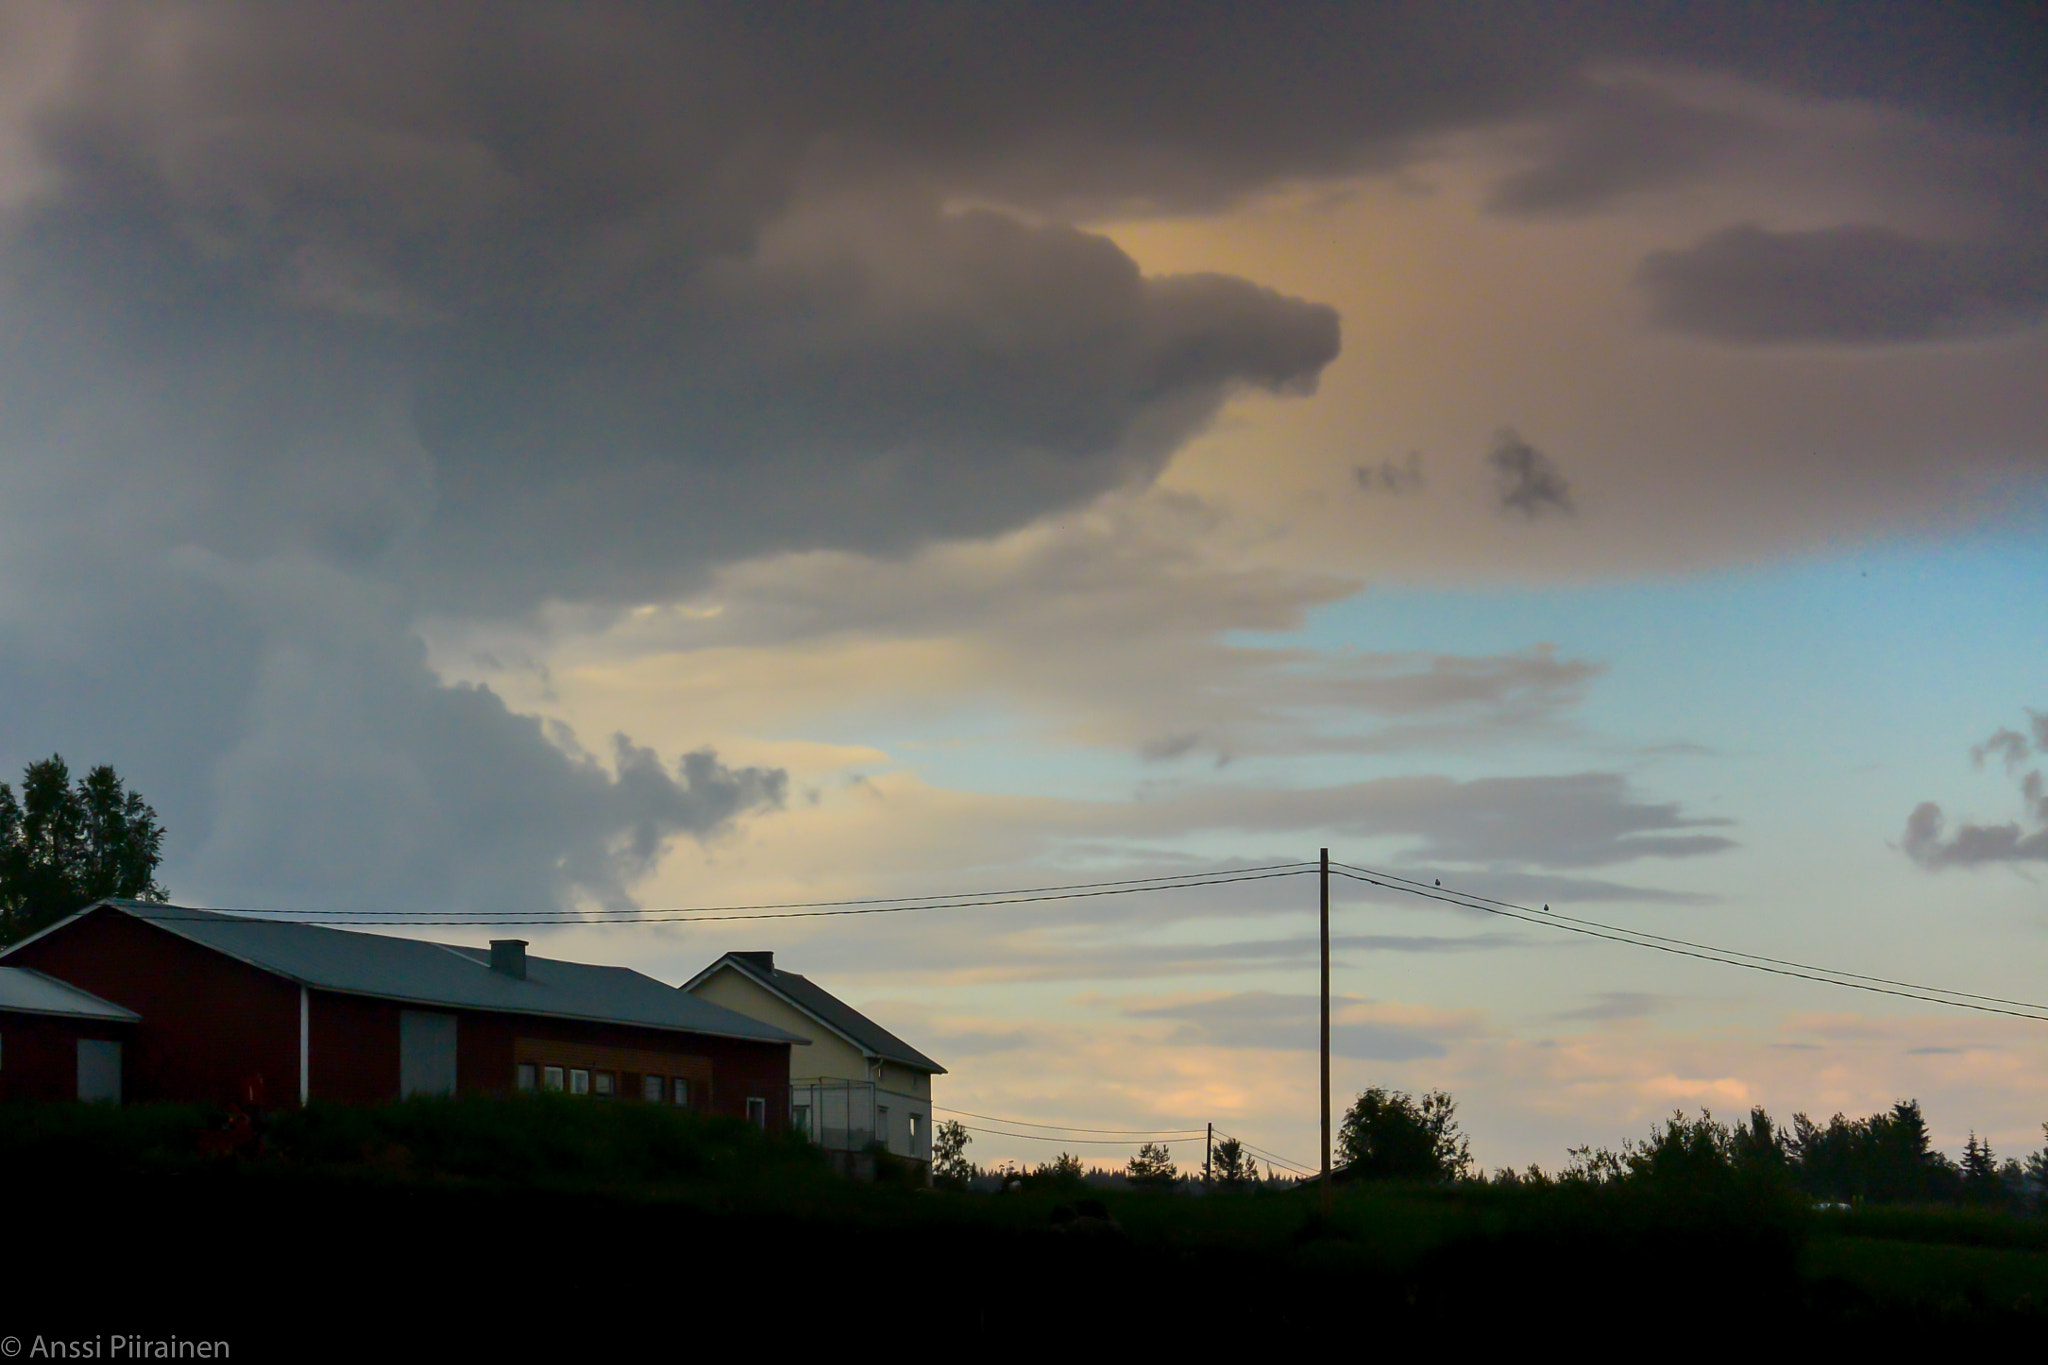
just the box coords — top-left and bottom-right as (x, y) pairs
(5, 1101), (2042, 1353)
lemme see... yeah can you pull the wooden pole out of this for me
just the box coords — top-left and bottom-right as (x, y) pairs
(1320, 847), (1332, 1216)
(1206, 1121), (1213, 1188)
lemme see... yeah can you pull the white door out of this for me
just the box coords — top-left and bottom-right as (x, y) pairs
(77, 1039), (122, 1103)
(399, 1011), (457, 1096)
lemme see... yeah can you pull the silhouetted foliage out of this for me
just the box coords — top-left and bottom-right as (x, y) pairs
(932, 1119), (975, 1189)
(0, 756), (167, 945)
(1125, 1141), (1177, 1187)
(1029, 1151), (1087, 1190)
(1211, 1136), (1257, 1186)
(1563, 1107), (1796, 1209)
(1787, 1099), (1958, 1204)
(1337, 1087), (1471, 1181)
(1959, 1132), (2006, 1207)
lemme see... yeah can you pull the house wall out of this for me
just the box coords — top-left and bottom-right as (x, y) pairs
(5, 908), (299, 1107)
(689, 965), (933, 1160)
(0, 1012), (134, 1102)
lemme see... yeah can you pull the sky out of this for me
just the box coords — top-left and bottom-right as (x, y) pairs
(0, 0), (2044, 1173)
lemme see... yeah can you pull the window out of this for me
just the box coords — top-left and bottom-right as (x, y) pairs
(745, 1096), (767, 1129)
(570, 1068), (590, 1095)
(792, 1104), (812, 1138)
(642, 1074), (664, 1103)
(593, 1071), (616, 1097)
(76, 1039), (121, 1104)
(877, 1105), (890, 1148)
(673, 1078), (690, 1107)
(398, 1010), (457, 1097)
(543, 1065), (565, 1092)
(516, 1063), (537, 1092)
(909, 1112), (922, 1155)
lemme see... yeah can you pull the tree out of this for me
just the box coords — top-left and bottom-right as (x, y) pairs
(1034, 1151), (1086, 1186)
(1961, 1132), (2003, 1206)
(1337, 1087), (1471, 1182)
(1124, 1141), (1177, 1186)
(1211, 1136), (1258, 1187)
(1788, 1098), (1958, 1204)
(932, 1119), (975, 1188)
(0, 756), (167, 945)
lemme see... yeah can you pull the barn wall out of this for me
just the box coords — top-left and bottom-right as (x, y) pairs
(0, 1012), (135, 1102)
(5, 909), (298, 1107)
(9, 909), (791, 1121)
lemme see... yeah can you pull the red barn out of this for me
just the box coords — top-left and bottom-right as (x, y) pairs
(0, 966), (139, 1102)
(0, 900), (804, 1123)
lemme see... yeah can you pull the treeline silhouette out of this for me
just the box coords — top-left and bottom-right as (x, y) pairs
(940, 1095), (2048, 1210)
(1529, 1101), (2047, 1209)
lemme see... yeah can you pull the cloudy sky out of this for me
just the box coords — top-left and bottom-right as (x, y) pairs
(2, 0), (2044, 1171)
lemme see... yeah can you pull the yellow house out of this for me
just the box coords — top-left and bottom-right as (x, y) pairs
(682, 951), (945, 1174)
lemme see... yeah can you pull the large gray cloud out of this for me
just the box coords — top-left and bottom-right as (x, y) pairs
(0, 0), (2025, 916)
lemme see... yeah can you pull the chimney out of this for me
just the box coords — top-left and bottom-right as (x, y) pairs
(734, 951), (775, 973)
(490, 939), (529, 981)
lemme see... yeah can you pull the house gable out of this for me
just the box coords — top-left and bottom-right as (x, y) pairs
(689, 964), (858, 1081)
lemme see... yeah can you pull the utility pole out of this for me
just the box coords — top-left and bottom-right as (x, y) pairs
(1320, 846), (1332, 1216)
(1205, 1122), (1213, 1189)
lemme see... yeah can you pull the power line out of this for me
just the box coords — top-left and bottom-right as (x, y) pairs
(224, 862), (1318, 919)
(954, 1122), (1187, 1147)
(933, 1105), (1204, 1136)
(1334, 860), (2048, 1014)
(1327, 867), (2048, 1023)
(171, 863), (1315, 927)
(1212, 1130), (1315, 1176)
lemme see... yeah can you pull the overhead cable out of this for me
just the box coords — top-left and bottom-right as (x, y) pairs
(179, 862), (1316, 927)
(933, 1105), (1204, 1136)
(1334, 860), (2048, 1014)
(1328, 867), (2048, 1022)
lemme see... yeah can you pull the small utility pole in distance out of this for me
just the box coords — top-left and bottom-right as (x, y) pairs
(1206, 1121), (1213, 1189)
(1320, 846), (1332, 1216)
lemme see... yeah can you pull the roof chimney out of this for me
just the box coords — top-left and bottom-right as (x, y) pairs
(490, 939), (528, 981)
(734, 951), (775, 973)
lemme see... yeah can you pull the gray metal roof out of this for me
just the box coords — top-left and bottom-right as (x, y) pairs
(45, 902), (806, 1045)
(691, 952), (945, 1074)
(0, 965), (140, 1022)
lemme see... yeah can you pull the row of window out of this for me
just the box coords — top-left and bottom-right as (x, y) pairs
(516, 1062), (690, 1105)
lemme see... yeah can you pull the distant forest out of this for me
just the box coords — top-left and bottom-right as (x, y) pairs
(941, 1093), (2048, 1211)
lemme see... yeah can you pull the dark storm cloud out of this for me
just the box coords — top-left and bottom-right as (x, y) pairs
(11, 1), (1387, 614)
(1, 0), (2034, 914)
(1489, 430), (1573, 518)
(1638, 224), (2048, 344)
(1904, 713), (2048, 870)
(1486, 80), (1764, 217)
